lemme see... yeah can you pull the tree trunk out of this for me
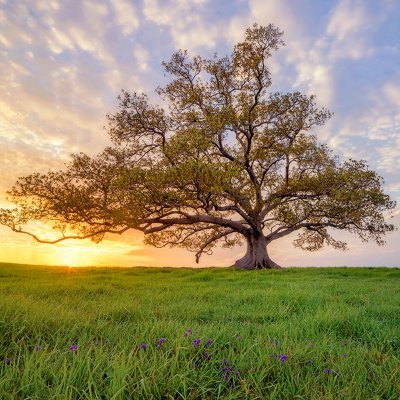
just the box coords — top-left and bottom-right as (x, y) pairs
(234, 234), (281, 270)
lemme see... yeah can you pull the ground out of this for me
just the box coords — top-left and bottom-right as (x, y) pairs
(0, 263), (399, 399)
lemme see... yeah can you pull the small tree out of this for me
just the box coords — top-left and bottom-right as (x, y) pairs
(0, 24), (395, 269)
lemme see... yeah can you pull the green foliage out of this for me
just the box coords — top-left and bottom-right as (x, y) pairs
(1, 263), (400, 399)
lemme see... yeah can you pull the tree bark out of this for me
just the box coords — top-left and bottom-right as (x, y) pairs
(234, 234), (281, 269)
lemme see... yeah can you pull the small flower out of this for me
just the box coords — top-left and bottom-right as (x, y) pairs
(35, 345), (41, 352)
(140, 343), (147, 350)
(204, 351), (210, 359)
(341, 353), (347, 358)
(205, 338), (212, 346)
(157, 338), (166, 347)
(237, 336), (241, 341)
(69, 345), (78, 351)
(277, 354), (288, 363)
(192, 338), (201, 347)
(309, 343), (315, 348)
(324, 368), (333, 374)
(343, 341), (348, 346)
(223, 359), (228, 365)
(269, 354), (275, 359)
(184, 328), (192, 337)
(269, 338), (273, 343)
(5, 358), (11, 365)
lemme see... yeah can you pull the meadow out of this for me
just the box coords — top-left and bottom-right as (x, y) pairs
(0, 262), (399, 399)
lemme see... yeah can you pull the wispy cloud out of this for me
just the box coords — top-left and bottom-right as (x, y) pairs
(143, 0), (223, 51)
(112, 0), (140, 36)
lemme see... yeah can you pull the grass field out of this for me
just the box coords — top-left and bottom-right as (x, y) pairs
(0, 262), (399, 399)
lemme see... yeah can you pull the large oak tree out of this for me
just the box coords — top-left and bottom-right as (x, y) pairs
(0, 24), (396, 269)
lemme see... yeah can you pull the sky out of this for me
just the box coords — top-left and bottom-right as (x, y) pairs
(0, 0), (399, 268)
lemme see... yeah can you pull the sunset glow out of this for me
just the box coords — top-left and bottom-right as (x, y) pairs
(0, 0), (399, 267)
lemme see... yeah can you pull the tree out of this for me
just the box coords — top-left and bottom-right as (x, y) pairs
(0, 24), (396, 269)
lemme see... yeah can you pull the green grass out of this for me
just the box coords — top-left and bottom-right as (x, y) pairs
(0, 262), (399, 399)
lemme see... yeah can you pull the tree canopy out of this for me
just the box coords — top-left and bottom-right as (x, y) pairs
(0, 24), (396, 269)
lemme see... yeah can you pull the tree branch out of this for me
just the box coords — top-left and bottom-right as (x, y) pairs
(8, 225), (130, 244)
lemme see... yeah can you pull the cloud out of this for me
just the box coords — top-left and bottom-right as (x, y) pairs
(248, 0), (335, 106)
(0, 33), (11, 47)
(366, 81), (400, 175)
(112, 0), (140, 36)
(327, 0), (372, 40)
(143, 0), (219, 51)
(36, 0), (60, 12)
(326, 0), (377, 60)
(133, 44), (150, 71)
(384, 82), (400, 107)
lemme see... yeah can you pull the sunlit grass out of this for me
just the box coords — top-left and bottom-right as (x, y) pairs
(0, 263), (399, 399)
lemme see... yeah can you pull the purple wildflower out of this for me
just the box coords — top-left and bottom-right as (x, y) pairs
(69, 345), (78, 351)
(269, 354), (275, 359)
(341, 354), (347, 358)
(277, 354), (288, 363)
(157, 338), (166, 347)
(5, 358), (11, 365)
(237, 336), (241, 341)
(192, 338), (201, 347)
(204, 351), (210, 359)
(205, 338), (212, 346)
(184, 328), (192, 337)
(309, 343), (315, 348)
(221, 361), (238, 388)
(35, 345), (41, 352)
(324, 368), (333, 374)
(269, 338), (273, 343)
(140, 343), (147, 350)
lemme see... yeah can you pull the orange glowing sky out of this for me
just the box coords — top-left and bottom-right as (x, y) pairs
(1, 0), (399, 267)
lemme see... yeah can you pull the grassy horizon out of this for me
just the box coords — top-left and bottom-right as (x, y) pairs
(1, 262), (399, 399)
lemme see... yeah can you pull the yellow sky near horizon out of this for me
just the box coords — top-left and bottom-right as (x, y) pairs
(0, 215), (238, 268)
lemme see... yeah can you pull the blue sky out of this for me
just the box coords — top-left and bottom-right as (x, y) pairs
(0, 0), (399, 267)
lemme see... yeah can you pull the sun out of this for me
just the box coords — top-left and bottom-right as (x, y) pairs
(54, 243), (98, 267)
(51, 239), (146, 267)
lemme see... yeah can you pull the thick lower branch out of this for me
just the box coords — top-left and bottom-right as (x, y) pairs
(140, 214), (249, 235)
